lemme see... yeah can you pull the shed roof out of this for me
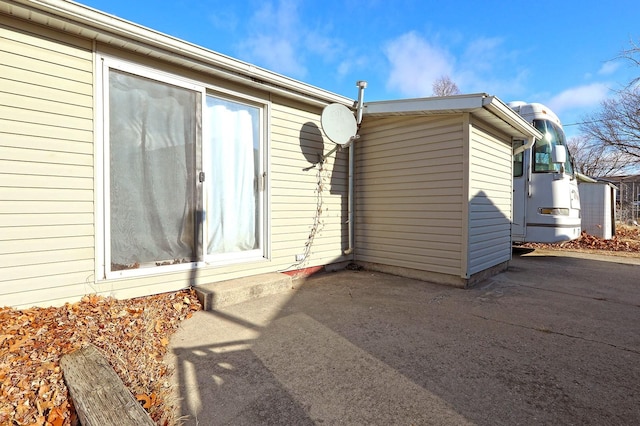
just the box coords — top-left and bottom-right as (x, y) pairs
(0, 0), (353, 108)
(363, 94), (543, 143)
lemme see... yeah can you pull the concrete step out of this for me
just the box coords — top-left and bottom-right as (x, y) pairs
(195, 272), (294, 311)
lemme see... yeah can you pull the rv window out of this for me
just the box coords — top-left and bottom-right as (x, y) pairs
(532, 119), (571, 173)
(513, 140), (524, 177)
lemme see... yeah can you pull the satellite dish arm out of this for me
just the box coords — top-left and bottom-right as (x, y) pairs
(356, 81), (367, 125)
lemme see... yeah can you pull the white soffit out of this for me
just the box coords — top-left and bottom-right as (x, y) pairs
(0, 0), (354, 108)
(363, 93), (542, 142)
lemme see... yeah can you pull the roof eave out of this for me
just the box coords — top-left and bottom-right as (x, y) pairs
(482, 95), (542, 143)
(363, 93), (489, 116)
(363, 93), (542, 145)
(1, 0), (354, 107)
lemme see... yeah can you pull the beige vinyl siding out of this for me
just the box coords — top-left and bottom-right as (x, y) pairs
(356, 115), (464, 277)
(466, 122), (513, 275)
(270, 101), (349, 264)
(0, 21), (94, 308)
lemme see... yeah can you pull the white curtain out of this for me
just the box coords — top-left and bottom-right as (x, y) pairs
(109, 70), (197, 268)
(205, 98), (258, 254)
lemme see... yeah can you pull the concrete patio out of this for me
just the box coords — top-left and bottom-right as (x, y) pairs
(166, 250), (640, 425)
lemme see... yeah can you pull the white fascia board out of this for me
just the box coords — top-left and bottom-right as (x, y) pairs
(482, 96), (542, 142)
(363, 93), (542, 149)
(363, 93), (490, 116)
(482, 96), (542, 155)
(4, 0), (354, 107)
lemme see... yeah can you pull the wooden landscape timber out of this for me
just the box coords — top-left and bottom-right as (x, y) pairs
(60, 344), (155, 426)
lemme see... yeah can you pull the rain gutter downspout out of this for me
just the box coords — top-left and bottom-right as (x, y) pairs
(346, 139), (355, 256)
(345, 81), (367, 256)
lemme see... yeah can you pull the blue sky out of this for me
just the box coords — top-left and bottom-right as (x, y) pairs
(80, 0), (640, 139)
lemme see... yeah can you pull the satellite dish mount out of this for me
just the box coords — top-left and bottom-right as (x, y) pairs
(320, 103), (359, 161)
(318, 81), (366, 162)
(321, 103), (358, 145)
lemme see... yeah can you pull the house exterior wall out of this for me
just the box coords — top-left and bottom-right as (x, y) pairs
(355, 115), (466, 283)
(466, 119), (513, 276)
(0, 20), (96, 308)
(0, 18), (348, 308)
(270, 100), (349, 265)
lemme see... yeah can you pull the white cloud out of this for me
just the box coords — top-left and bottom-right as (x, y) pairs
(598, 61), (621, 75)
(546, 83), (610, 113)
(253, 0), (298, 32)
(337, 56), (368, 80)
(304, 32), (344, 60)
(456, 36), (530, 97)
(208, 10), (238, 32)
(383, 31), (454, 97)
(461, 37), (503, 73)
(234, 0), (350, 80)
(239, 35), (307, 77)
(382, 32), (530, 99)
(236, 0), (308, 78)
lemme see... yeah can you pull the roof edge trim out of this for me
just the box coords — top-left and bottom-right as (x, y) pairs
(4, 0), (353, 107)
(482, 96), (542, 141)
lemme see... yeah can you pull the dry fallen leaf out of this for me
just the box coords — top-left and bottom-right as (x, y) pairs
(522, 225), (640, 254)
(0, 288), (201, 425)
(136, 393), (152, 409)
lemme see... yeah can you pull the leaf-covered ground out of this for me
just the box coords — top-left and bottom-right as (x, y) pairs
(0, 289), (201, 426)
(521, 224), (640, 255)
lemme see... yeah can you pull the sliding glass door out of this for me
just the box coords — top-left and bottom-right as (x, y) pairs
(105, 62), (265, 275)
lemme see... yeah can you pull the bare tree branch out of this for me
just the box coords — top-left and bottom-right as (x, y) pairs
(618, 38), (640, 86)
(567, 135), (635, 177)
(432, 75), (460, 96)
(571, 39), (640, 177)
(580, 86), (640, 170)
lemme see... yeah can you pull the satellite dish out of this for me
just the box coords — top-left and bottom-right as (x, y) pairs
(321, 103), (357, 145)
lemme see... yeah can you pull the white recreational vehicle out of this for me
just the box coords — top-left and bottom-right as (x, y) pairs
(509, 102), (581, 243)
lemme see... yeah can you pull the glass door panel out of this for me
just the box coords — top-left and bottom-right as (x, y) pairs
(109, 70), (199, 270)
(204, 96), (261, 257)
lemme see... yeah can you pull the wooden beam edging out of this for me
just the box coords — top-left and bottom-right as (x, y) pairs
(60, 344), (155, 426)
